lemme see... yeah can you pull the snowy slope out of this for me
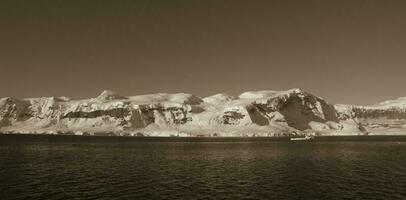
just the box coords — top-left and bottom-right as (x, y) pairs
(1, 89), (406, 136)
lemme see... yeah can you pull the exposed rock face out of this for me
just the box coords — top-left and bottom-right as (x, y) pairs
(1, 89), (406, 136)
(246, 89), (339, 131)
(335, 101), (406, 135)
(352, 107), (406, 119)
(0, 97), (32, 127)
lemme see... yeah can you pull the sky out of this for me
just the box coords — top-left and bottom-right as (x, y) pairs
(1, 0), (406, 105)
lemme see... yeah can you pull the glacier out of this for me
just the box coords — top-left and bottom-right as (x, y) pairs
(1, 89), (406, 136)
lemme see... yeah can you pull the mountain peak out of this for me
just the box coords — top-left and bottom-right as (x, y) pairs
(203, 93), (236, 104)
(288, 88), (305, 93)
(96, 90), (127, 101)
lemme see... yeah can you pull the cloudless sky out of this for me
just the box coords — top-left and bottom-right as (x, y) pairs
(1, 0), (406, 105)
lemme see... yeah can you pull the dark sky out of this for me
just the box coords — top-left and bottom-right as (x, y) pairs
(1, 0), (406, 105)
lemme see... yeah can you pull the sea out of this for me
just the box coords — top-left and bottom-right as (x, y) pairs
(0, 134), (405, 200)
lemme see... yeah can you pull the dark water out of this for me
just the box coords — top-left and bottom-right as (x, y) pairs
(1, 135), (406, 200)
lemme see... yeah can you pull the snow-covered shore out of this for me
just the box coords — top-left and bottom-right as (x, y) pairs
(2, 89), (406, 136)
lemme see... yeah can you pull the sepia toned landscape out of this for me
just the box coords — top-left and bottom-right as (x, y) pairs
(3, 89), (406, 137)
(1, 1), (406, 199)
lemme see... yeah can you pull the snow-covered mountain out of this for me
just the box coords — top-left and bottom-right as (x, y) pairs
(1, 89), (406, 136)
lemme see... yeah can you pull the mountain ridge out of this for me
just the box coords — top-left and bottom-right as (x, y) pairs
(1, 89), (406, 136)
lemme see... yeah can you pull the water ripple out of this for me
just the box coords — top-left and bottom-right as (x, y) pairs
(0, 136), (405, 199)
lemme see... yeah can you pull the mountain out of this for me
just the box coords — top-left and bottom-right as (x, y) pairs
(1, 89), (406, 136)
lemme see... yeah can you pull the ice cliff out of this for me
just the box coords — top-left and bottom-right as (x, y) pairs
(1, 89), (406, 136)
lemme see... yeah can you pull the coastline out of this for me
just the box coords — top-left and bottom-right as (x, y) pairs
(1, 133), (406, 142)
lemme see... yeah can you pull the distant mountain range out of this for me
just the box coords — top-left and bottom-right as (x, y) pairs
(1, 89), (406, 136)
